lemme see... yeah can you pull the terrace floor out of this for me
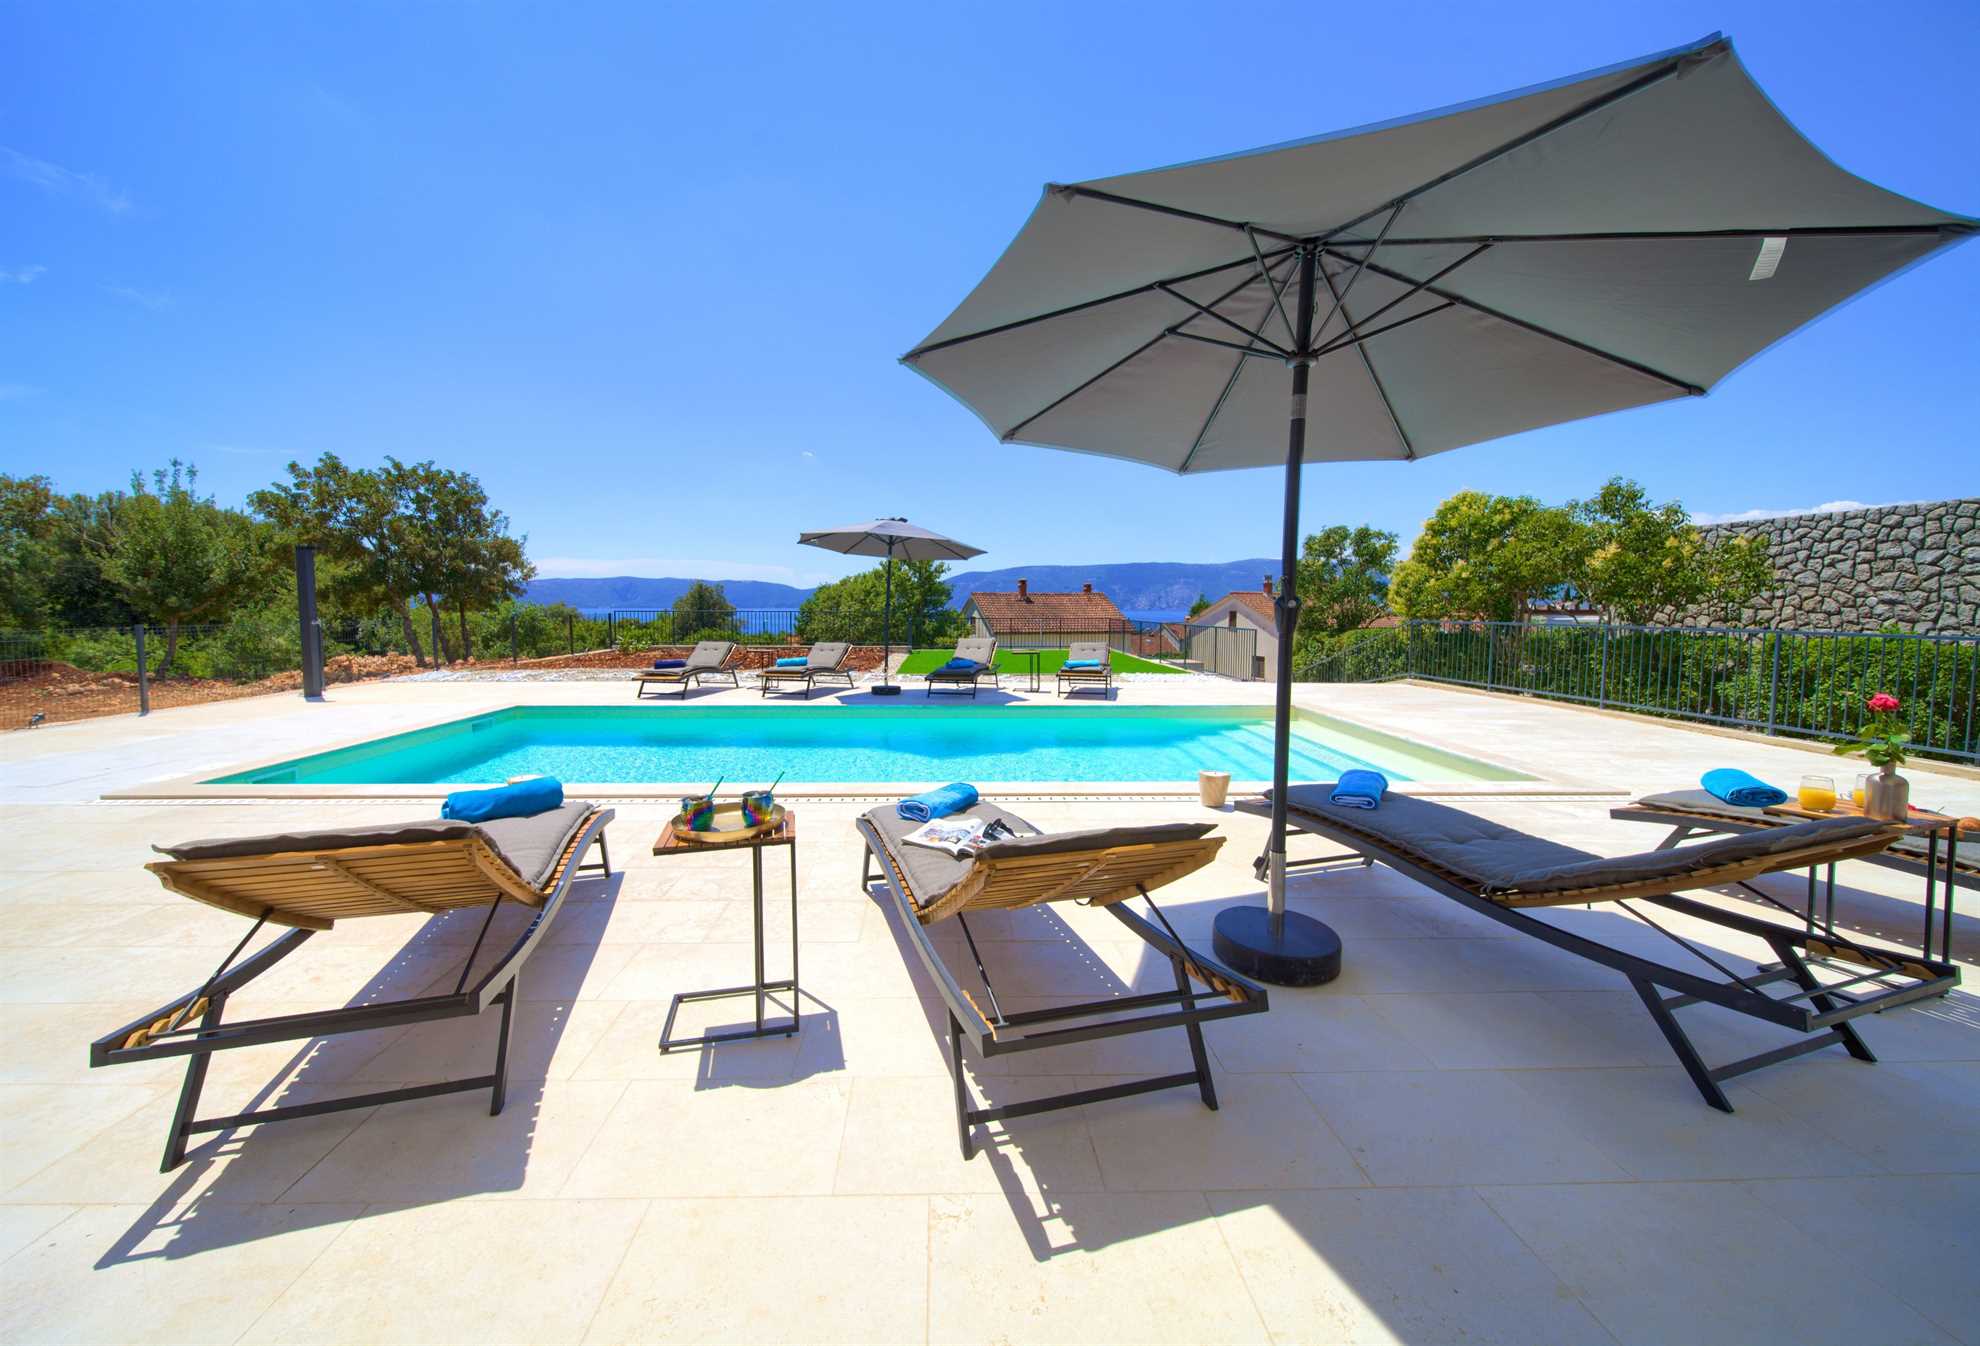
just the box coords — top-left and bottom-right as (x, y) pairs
(2, 675), (1976, 1344)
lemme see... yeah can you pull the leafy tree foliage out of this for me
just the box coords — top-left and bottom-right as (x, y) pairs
(672, 580), (738, 641)
(1566, 477), (1772, 624)
(1389, 491), (1581, 623)
(798, 560), (964, 645)
(1186, 592), (1210, 619)
(1296, 524), (1398, 636)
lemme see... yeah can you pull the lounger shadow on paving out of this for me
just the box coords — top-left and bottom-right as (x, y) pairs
(634, 640), (740, 698)
(91, 803), (614, 1171)
(760, 641), (855, 698)
(925, 637), (1000, 698)
(858, 804), (1267, 1159)
(1258, 787), (1960, 1111)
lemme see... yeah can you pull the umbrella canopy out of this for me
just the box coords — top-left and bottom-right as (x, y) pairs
(798, 518), (984, 562)
(901, 32), (1972, 982)
(798, 518), (983, 695)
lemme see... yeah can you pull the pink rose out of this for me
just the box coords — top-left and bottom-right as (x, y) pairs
(1867, 693), (1901, 714)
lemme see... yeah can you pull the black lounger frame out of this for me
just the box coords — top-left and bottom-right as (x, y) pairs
(637, 666), (740, 698)
(858, 817), (1267, 1158)
(1273, 805), (1960, 1111)
(91, 810), (614, 1171)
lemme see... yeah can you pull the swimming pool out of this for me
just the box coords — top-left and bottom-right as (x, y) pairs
(206, 706), (1529, 786)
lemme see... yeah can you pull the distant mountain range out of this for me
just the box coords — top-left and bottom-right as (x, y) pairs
(524, 559), (1280, 615)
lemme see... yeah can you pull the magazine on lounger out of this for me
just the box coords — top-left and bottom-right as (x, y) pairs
(901, 816), (1018, 859)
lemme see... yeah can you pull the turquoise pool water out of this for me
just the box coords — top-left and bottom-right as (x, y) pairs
(208, 706), (1528, 786)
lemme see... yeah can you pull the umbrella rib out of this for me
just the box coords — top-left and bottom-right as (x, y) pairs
(1318, 263), (1417, 460)
(1325, 223), (1971, 248)
(1049, 183), (1303, 245)
(903, 246), (1295, 361)
(1156, 283), (1291, 358)
(1177, 251), (1301, 473)
(1313, 299), (1455, 357)
(1320, 246), (1705, 395)
(1316, 42), (1714, 246)
(1315, 242), (1493, 345)
(1168, 328), (1284, 360)
(1311, 205), (1401, 349)
(1248, 226), (1299, 346)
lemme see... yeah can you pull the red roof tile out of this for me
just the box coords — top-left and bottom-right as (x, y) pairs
(966, 589), (1126, 628)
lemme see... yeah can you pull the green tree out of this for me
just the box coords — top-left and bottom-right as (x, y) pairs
(1296, 524), (1398, 635)
(1566, 477), (1773, 624)
(672, 580), (737, 641)
(1389, 490), (1577, 623)
(798, 560), (962, 646)
(0, 474), (55, 627)
(1186, 592), (1211, 620)
(100, 461), (271, 673)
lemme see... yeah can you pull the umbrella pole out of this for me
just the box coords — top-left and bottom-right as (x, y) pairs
(1212, 243), (1342, 986)
(873, 540), (901, 696)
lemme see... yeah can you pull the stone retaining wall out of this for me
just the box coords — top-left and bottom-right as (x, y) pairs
(1692, 498), (1978, 634)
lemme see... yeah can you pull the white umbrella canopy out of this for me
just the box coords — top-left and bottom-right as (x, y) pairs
(798, 518), (984, 695)
(901, 32), (1973, 983)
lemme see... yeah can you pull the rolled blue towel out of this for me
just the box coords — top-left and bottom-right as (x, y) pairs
(652, 659), (686, 669)
(898, 782), (978, 822)
(1701, 768), (1787, 809)
(442, 775), (564, 823)
(1063, 659), (1102, 669)
(775, 656), (807, 667)
(1329, 770), (1389, 810)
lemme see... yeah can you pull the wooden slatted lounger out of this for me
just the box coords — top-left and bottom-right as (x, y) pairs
(635, 640), (739, 698)
(857, 804), (1267, 1159)
(92, 802), (614, 1171)
(1261, 787), (1960, 1111)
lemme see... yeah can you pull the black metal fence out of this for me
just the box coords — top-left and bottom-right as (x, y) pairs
(1297, 620), (1980, 764)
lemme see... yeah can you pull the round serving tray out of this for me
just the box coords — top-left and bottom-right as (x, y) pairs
(670, 800), (786, 845)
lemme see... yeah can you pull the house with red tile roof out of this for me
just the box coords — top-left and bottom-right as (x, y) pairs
(961, 579), (1126, 643)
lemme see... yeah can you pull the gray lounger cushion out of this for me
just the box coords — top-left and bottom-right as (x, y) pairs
(930, 639), (996, 676)
(1276, 785), (1887, 896)
(807, 642), (850, 670)
(863, 804), (1215, 905)
(158, 800), (596, 892)
(1062, 642), (1110, 669)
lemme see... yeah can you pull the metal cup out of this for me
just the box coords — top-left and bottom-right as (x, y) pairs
(741, 790), (775, 825)
(682, 795), (718, 831)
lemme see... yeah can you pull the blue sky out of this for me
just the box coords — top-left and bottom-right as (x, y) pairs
(2, 1), (1975, 588)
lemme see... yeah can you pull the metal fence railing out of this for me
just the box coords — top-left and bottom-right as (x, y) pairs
(1296, 620), (1980, 764)
(971, 617), (1258, 678)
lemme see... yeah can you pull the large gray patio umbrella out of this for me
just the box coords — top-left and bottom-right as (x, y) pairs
(798, 518), (984, 696)
(901, 32), (1974, 983)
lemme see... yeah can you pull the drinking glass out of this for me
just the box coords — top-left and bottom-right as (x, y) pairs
(1798, 774), (1838, 812)
(1852, 773), (1872, 808)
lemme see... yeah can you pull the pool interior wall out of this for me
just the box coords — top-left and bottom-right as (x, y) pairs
(207, 705), (1532, 787)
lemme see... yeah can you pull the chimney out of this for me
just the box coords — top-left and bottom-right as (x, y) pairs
(1082, 581), (1093, 594)
(1263, 576), (1274, 595)
(1016, 578), (1028, 599)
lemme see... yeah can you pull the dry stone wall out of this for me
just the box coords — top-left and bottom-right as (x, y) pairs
(1692, 498), (1977, 634)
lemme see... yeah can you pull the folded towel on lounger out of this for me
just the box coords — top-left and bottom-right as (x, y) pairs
(774, 656), (807, 667)
(651, 659), (686, 669)
(1330, 770), (1389, 810)
(442, 775), (565, 824)
(1063, 659), (1101, 669)
(898, 782), (979, 822)
(1701, 768), (1788, 808)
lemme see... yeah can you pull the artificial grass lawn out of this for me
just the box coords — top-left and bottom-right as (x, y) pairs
(895, 647), (1182, 676)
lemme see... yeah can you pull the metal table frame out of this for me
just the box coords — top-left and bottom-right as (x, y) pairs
(653, 812), (800, 1052)
(1006, 648), (1043, 692)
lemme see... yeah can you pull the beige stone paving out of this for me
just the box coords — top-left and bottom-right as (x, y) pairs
(1, 678), (1976, 1343)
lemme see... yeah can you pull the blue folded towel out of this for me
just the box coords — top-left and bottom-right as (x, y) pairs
(652, 659), (686, 669)
(1063, 659), (1102, 669)
(1701, 768), (1787, 809)
(898, 782), (978, 822)
(1329, 770), (1389, 810)
(775, 656), (807, 667)
(938, 657), (983, 672)
(442, 776), (564, 823)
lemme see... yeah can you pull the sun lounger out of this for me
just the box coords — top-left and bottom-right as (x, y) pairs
(760, 641), (854, 697)
(1056, 641), (1113, 697)
(925, 638), (999, 697)
(858, 804), (1267, 1158)
(1263, 787), (1959, 1111)
(92, 803), (614, 1170)
(634, 640), (739, 698)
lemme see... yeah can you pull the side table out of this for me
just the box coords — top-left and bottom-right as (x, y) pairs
(651, 810), (799, 1051)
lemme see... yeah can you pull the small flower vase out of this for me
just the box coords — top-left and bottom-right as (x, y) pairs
(1863, 763), (1909, 821)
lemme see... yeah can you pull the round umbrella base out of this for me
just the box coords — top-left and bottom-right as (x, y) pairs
(1212, 906), (1341, 986)
(869, 684), (903, 697)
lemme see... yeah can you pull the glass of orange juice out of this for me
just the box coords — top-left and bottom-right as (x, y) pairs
(1798, 774), (1838, 812)
(1852, 773), (1871, 807)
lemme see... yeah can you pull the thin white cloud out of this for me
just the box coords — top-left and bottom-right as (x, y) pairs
(102, 283), (172, 311)
(800, 449), (816, 460)
(1693, 499), (1924, 525)
(535, 556), (840, 587)
(0, 264), (46, 284)
(1, 147), (130, 213)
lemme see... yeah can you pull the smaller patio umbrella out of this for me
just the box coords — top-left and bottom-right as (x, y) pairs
(798, 518), (984, 696)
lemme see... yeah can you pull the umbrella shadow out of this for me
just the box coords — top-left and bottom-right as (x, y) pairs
(92, 862), (623, 1267)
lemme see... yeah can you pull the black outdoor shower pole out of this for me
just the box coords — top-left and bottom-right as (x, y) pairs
(1213, 242), (1342, 986)
(295, 544), (325, 700)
